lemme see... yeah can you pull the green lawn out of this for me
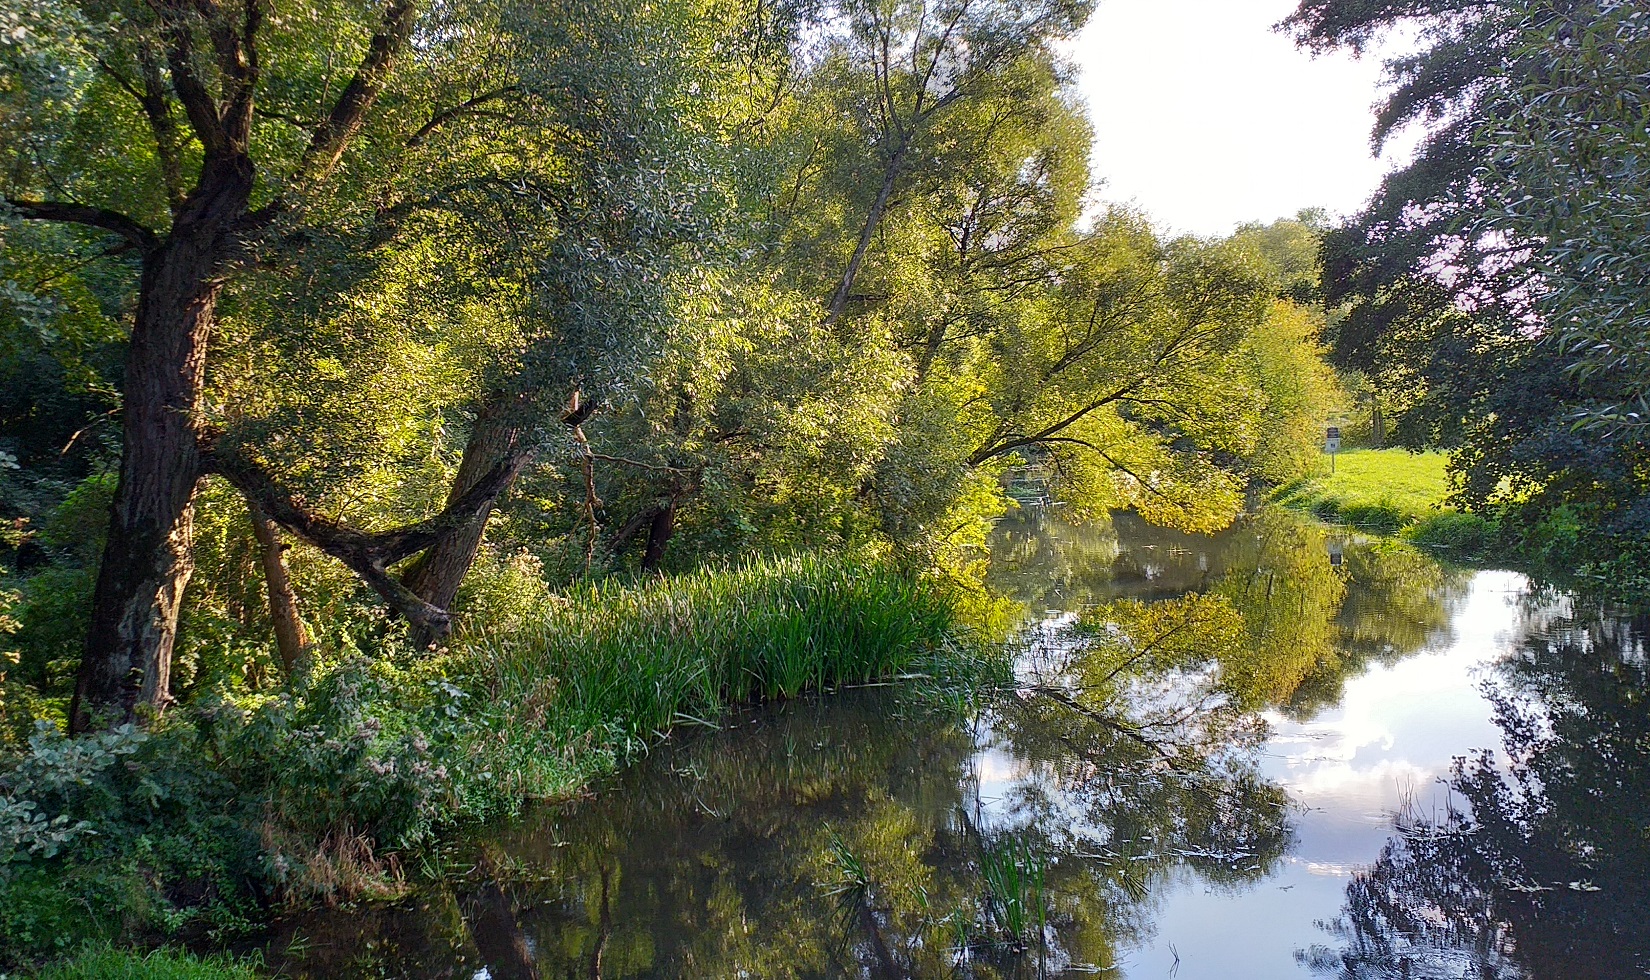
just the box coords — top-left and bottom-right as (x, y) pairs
(1272, 449), (1453, 533)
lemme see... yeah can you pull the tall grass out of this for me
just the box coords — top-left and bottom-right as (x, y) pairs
(34, 946), (263, 980)
(454, 554), (985, 802)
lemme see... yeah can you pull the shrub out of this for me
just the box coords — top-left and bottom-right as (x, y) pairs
(1405, 511), (1497, 560)
(0, 721), (263, 962)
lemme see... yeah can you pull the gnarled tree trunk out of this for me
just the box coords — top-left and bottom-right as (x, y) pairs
(70, 157), (252, 732)
(400, 394), (528, 647)
(400, 391), (596, 646)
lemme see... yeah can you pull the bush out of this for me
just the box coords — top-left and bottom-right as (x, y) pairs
(0, 721), (263, 962)
(1405, 511), (1497, 560)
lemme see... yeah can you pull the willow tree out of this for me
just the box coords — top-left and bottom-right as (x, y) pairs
(812, 0), (1093, 323)
(4, 0), (433, 728)
(0, 0), (753, 727)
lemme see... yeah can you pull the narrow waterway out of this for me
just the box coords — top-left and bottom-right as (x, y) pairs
(269, 508), (1649, 979)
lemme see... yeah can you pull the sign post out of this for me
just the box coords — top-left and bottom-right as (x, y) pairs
(1325, 425), (1342, 473)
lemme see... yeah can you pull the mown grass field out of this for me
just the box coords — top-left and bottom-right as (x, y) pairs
(1272, 449), (1453, 533)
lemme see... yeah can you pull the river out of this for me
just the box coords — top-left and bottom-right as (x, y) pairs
(267, 507), (1650, 978)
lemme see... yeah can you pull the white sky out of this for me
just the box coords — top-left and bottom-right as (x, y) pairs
(1067, 0), (1413, 237)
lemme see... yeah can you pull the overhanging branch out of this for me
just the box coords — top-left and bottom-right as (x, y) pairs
(203, 437), (532, 637)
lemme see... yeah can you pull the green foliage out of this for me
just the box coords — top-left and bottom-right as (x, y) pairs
(1475, 0), (1650, 427)
(1404, 510), (1498, 561)
(1288, 0), (1650, 603)
(0, 721), (263, 962)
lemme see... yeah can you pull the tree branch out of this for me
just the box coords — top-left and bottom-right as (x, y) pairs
(300, 0), (419, 181)
(202, 436), (532, 637)
(406, 86), (520, 147)
(160, 15), (232, 156)
(5, 199), (159, 252)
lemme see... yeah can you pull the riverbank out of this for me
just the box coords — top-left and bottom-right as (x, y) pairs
(0, 555), (998, 975)
(1270, 449), (1498, 560)
(1272, 448), (1453, 533)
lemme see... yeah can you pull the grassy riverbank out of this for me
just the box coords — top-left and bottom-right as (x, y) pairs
(29, 947), (263, 980)
(1272, 449), (1453, 533)
(0, 556), (994, 973)
(1270, 449), (1499, 560)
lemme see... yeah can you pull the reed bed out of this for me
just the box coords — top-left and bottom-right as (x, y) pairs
(456, 554), (979, 797)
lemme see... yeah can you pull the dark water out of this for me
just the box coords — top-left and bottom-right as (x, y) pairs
(269, 509), (1650, 979)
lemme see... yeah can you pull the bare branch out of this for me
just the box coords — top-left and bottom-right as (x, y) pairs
(406, 86), (520, 147)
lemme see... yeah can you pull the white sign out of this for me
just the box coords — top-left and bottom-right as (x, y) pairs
(1325, 437), (1342, 453)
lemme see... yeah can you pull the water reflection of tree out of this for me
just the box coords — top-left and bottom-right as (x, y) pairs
(986, 508), (1123, 616)
(1303, 609), (1650, 979)
(271, 687), (1292, 979)
(997, 507), (1471, 717)
(273, 510), (1475, 978)
(1286, 539), (1469, 719)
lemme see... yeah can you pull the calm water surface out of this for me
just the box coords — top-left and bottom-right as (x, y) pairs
(271, 509), (1650, 979)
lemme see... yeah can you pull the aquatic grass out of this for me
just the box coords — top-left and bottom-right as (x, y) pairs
(455, 554), (983, 802)
(978, 834), (1048, 952)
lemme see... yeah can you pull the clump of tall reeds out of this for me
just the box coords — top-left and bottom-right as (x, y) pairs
(454, 554), (985, 803)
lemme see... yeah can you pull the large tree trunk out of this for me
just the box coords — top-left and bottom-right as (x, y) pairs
(249, 500), (312, 675)
(401, 395), (526, 643)
(69, 157), (252, 733)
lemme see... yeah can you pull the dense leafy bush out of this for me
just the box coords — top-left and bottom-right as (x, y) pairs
(0, 721), (262, 961)
(1404, 511), (1497, 561)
